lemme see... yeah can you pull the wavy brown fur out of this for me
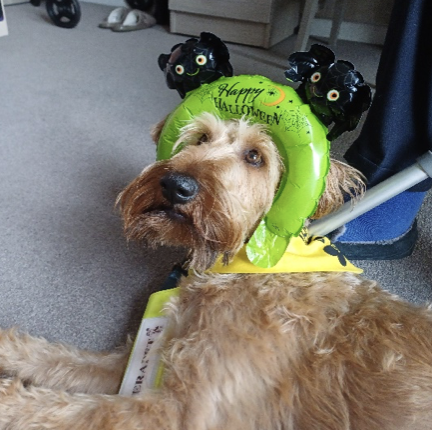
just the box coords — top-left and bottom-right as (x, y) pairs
(313, 158), (365, 219)
(0, 114), (431, 430)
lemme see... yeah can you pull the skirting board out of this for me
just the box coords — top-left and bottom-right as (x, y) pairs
(311, 18), (387, 45)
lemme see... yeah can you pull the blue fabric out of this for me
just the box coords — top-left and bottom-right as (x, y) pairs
(344, 0), (432, 192)
(337, 191), (426, 243)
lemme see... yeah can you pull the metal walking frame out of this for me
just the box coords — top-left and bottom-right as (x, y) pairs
(308, 150), (432, 238)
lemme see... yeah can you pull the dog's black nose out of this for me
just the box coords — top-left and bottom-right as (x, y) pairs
(160, 173), (199, 204)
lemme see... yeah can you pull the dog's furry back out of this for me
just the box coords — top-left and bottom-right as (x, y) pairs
(159, 270), (432, 430)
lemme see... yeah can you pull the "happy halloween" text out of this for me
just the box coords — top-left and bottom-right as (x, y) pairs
(213, 97), (283, 126)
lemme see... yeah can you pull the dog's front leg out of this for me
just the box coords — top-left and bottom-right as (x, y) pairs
(0, 328), (131, 394)
(0, 378), (181, 430)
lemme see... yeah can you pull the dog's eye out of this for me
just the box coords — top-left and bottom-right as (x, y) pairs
(311, 72), (321, 83)
(327, 89), (340, 101)
(244, 149), (263, 166)
(197, 134), (209, 145)
(175, 65), (185, 75)
(195, 55), (207, 66)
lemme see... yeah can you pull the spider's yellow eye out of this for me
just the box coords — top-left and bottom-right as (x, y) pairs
(311, 72), (321, 83)
(195, 55), (207, 66)
(175, 65), (185, 75)
(327, 89), (340, 101)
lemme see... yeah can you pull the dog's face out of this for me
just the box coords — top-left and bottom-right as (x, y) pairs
(118, 113), (283, 270)
(118, 113), (364, 271)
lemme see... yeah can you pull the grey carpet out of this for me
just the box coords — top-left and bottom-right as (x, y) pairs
(1, 2), (431, 353)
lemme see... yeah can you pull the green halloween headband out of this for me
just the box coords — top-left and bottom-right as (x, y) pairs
(157, 75), (330, 268)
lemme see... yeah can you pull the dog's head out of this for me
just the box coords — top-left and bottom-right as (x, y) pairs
(118, 114), (364, 271)
(118, 114), (282, 270)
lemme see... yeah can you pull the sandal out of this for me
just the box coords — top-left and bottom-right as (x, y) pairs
(111, 10), (156, 32)
(99, 7), (130, 29)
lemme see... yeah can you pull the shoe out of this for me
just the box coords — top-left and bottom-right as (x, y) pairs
(111, 10), (156, 32)
(333, 190), (427, 260)
(99, 7), (130, 29)
(334, 219), (419, 260)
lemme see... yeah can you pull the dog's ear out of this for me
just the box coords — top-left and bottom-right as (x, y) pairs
(312, 159), (365, 219)
(150, 117), (167, 145)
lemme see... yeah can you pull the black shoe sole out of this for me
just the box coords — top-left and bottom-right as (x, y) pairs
(333, 220), (418, 261)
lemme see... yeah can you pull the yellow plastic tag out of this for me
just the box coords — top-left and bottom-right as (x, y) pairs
(119, 288), (179, 396)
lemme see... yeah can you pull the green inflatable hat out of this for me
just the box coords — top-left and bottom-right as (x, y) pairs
(157, 75), (330, 268)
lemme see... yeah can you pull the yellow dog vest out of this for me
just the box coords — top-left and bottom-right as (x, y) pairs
(211, 232), (362, 274)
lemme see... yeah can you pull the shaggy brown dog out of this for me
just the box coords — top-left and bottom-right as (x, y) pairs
(0, 114), (432, 429)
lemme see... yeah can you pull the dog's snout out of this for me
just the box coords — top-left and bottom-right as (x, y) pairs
(160, 173), (199, 204)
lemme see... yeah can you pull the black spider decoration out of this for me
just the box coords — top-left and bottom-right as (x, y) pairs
(285, 44), (372, 141)
(158, 32), (234, 99)
(323, 244), (348, 267)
